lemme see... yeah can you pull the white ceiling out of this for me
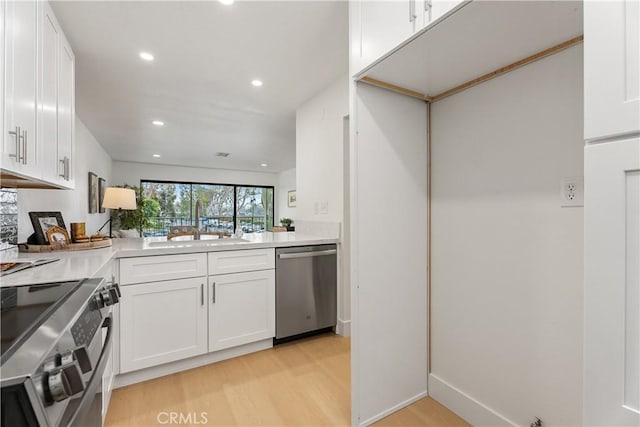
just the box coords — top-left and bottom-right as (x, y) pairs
(50, 1), (348, 173)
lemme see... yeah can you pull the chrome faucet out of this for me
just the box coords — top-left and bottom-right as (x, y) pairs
(193, 199), (202, 239)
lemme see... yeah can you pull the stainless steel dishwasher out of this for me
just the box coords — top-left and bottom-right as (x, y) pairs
(275, 244), (337, 342)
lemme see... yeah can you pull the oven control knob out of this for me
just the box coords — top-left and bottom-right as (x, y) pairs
(107, 286), (119, 304)
(93, 293), (105, 309)
(46, 363), (84, 403)
(61, 346), (92, 373)
(100, 289), (113, 307)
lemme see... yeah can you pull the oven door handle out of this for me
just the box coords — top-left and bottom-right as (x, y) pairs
(65, 315), (113, 427)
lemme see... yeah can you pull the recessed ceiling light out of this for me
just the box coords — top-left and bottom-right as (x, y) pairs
(152, 120), (164, 126)
(139, 52), (154, 61)
(219, 0), (234, 4)
(153, 154), (161, 158)
(251, 79), (263, 87)
(260, 163), (268, 167)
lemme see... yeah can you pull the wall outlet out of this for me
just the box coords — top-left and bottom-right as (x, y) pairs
(320, 201), (328, 215)
(560, 176), (584, 207)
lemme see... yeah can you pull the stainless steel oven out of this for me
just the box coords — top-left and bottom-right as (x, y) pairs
(1, 278), (120, 426)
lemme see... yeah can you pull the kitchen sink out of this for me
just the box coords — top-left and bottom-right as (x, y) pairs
(148, 237), (249, 246)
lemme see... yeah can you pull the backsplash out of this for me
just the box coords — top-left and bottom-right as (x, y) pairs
(1, 188), (18, 249)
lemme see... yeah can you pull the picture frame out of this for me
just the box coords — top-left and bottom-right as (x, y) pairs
(46, 226), (70, 247)
(287, 190), (297, 207)
(98, 177), (106, 213)
(88, 172), (98, 213)
(28, 212), (67, 245)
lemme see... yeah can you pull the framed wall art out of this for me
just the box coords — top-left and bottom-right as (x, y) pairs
(287, 190), (297, 208)
(98, 177), (106, 213)
(89, 172), (98, 213)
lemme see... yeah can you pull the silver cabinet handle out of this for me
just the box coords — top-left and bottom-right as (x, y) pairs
(212, 282), (216, 303)
(200, 283), (204, 306)
(59, 157), (71, 180)
(8, 126), (20, 160)
(22, 130), (27, 164)
(425, 0), (432, 12)
(409, 0), (416, 22)
(278, 249), (337, 259)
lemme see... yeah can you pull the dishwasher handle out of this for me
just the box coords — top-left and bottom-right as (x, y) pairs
(278, 249), (336, 260)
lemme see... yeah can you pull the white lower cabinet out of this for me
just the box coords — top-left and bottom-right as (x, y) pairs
(119, 277), (208, 373)
(209, 270), (275, 352)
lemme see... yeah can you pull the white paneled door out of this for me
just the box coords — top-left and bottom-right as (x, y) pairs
(585, 137), (640, 426)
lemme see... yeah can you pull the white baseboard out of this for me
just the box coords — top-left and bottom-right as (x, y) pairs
(114, 339), (273, 389)
(428, 373), (517, 426)
(359, 391), (428, 427)
(337, 319), (351, 336)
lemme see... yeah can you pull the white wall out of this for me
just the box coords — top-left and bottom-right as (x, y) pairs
(18, 118), (112, 241)
(352, 83), (428, 425)
(429, 46), (584, 426)
(296, 75), (349, 225)
(295, 75), (350, 335)
(111, 161), (277, 188)
(275, 168), (296, 223)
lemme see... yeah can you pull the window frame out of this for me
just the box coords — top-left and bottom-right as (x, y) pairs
(140, 179), (275, 235)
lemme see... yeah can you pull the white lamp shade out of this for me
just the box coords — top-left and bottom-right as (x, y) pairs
(102, 187), (137, 210)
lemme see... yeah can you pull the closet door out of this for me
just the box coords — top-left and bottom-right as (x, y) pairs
(584, 137), (640, 426)
(351, 82), (428, 426)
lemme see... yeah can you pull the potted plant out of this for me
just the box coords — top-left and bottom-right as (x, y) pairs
(280, 217), (294, 232)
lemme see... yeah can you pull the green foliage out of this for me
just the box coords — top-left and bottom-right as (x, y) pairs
(280, 217), (293, 227)
(110, 185), (150, 233)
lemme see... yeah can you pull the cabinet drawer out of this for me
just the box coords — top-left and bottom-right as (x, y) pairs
(120, 253), (207, 285)
(208, 248), (275, 275)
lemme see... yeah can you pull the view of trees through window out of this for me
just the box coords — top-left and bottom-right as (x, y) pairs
(141, 181), (274, 236)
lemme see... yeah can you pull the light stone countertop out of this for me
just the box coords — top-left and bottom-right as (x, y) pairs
(0, 232), (338, 287)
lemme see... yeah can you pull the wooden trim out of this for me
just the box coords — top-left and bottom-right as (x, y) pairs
(430, 35), (584, 102)
(427, 103), (432, 374)
(357, 35), (583, 106)
(359, 77), (433, 102)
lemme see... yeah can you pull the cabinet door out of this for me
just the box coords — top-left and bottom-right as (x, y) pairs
(3, 0), (39, 177)
(39, 2), (60, 184)
(57, 33), (74, 187)
(119, 278), (208, 373)
(209, 270), (275, 352)
(353, 0), (420, 75)
(428, 0), (464, 24)
(584, 0), (640, 141)
(585, 138), (640, 425)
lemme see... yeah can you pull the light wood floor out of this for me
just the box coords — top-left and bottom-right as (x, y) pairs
(105, 333), (468, 426)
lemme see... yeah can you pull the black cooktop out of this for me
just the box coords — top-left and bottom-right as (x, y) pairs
(0, 281), (81, 364)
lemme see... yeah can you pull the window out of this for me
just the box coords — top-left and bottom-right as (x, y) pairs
(141, 181), (274, 237)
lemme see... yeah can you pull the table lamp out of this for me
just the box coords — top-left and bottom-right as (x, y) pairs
(98, 187), (138, 238)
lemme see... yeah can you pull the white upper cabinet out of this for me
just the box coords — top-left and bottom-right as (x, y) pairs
(429, 0), (464, 23)
(2, 0), (39, 177)
(39, 2), (60, 184)
(56, 34), (75, 187)
(584, 0), (640, 141)
(2, 0), (75, 188)
(350, 0), (464, 76)
(351, 0), (423, 75)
